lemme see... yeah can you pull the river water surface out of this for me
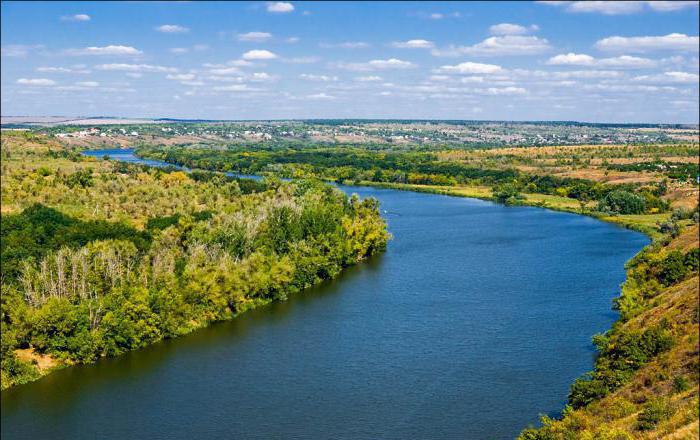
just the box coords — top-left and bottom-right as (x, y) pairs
(1, 150), (649, 439)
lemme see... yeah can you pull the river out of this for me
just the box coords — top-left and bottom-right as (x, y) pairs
(0, 149), (649, 439)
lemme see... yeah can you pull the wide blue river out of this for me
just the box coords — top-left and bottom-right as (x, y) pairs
(0, 149), (648, 439)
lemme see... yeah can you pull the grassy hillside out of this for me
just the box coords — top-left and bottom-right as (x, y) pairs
(519, 225), (699, 439)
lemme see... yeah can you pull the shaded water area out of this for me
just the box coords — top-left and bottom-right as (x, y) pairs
(1, 150), (649, 439)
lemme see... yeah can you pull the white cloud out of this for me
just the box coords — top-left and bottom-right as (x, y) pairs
(285, 37), (300, 43)
(65, 45), (143, 56)
(307, 93), (335, 100)
(61, 14), (91, 22)
(368, 59), (415, 69)
(228, 59), (254, 67)
(16, 78), (56, 86)
(546, 53), (657, 68)
(249, 72), (275, 82)
(425, 12), (461, 20)
(597, 55), (658, 68)
(95, 63), (177, 73)
(237, 32), (273, 42)
(538, 1), (698, 14)
(595, 33), (700, 53)
(267, 2), (294, 13)
(170, 48), (189, 54)
(647, 1), (698, 11)
(391, 39), (434, 49)
(335, 58), (415, 71)
(1, 44), (43, 57)
(75, 81), (99, 87)
(567, 1), (646, 15)
(208, 67), (241, 75)
(166, 73), (196, 81)
(299, 74), (338, 81)
(282, 56), (320, 63)
(483, 86), (527, 95)
(547, 53), (596, 66)
(320, 41), (370, 49)
(213, 84), (261, 92)
(489, 23), (538, 36)
(355, 75), (383, 82)
(432, 36), (551, 57)
(36, 66), (91, 74)
(242, 49), (278, 60)
(126, 72), (142, 78)
(156, 24), (189, 34)
(632, 71), (700, 83)
(436, 61), (503, 74)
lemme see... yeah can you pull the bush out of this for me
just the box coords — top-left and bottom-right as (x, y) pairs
(636, 399), (675, 431)
(597, 190), (647, 215)
(672, 375), (689, 393)
(493, 183), (523, 205)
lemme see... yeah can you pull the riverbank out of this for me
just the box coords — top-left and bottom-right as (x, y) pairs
(344, 180), (673, 239)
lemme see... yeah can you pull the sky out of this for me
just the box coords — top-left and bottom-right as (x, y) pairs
(1, 1), (699, 123)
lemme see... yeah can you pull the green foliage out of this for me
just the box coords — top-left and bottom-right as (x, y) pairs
(636, 399), (675, 431)
(1, 204), (149, 282)
(568, 326), (673, 409)
(597, 190), (647, 215)
(1, 150), (389, 389)
(493, 183), (523, 205)
(672, 375), (689, 393)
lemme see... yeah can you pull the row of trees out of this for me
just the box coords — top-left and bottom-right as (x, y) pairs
(137, 145), (671, 215)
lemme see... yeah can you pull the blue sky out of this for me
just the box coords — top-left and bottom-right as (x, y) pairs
(2, 1), (698, 123)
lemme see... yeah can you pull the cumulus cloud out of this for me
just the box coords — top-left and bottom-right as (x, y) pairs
(95, 63), (177, 73)
(237, 32), (273, 42)
(546, 53), (657, 68)
(435, 61), (504, 74)
(64, 45), (143, 56)
(61, 14), (91, 22)
(267, 2), (294, 13)
(489, 23), (539, 36)
(156, 24), (189, 34)
(432, 36), (551, 57)
(242, 49), (278, 60)
(390, 39), (434, 49)
(595, 33), (700, 53)
(547, 53), (596, 66)
(335, 58), (416, 71)
(16, 78), (56, 86)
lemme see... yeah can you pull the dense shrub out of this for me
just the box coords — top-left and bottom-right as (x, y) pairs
(597, 190), (647, 214)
